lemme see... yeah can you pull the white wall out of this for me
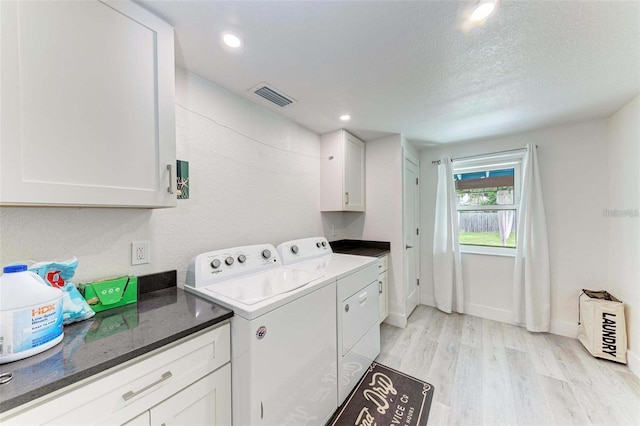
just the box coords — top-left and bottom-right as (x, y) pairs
(362, 135), (405, 325)
(321, 134), (409, 325)
(607, 95), (640, 376)
(0, 69), (323, 286)
(419, 119), (610, 337)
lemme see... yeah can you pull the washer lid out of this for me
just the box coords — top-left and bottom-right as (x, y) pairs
(205, 267), (323, 305)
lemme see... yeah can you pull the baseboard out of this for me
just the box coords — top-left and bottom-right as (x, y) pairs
(549, 320), (578, 338)
(420, 294), (435, 307)
(628, 349), (640, 379)
(464, 303), (513, 324)
(384, 312), (407, 328)
(462, 303), (579, 338)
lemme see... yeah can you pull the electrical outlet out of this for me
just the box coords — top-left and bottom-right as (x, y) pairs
(131, 241), (150, 265)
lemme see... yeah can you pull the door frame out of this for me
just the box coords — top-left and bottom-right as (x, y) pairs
(403, 148), (420, 319)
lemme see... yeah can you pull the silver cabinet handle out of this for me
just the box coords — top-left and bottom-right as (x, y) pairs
(345, 192), (349, 204)
(122, 371), (172, 401)
(345, 304), (350, 313)
(0, 372), (13, 385)
(379, 281), (383, 294)
(167, 164), (174, 194)
(405, 244), (413, 249)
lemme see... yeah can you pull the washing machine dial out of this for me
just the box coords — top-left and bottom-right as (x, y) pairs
(261, 249), (272, 259)
(321, 241), (327, 247)
(225, 256), (234, 266)
(238, 254), (247, 263)
(291, 245), (299, 254)
(316, 242), (321, 248)
(211, 259), (221, 269)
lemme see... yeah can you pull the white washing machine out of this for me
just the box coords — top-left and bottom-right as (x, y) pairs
(186, 244), (337, 426)
(277, 237), (380, 405)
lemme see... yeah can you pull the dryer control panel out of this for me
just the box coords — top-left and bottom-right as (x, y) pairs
(186, 244), (280, 288)
(277, 237), (332, 265)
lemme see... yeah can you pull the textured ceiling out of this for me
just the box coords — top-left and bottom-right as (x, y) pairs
(137, 0), (640, 145)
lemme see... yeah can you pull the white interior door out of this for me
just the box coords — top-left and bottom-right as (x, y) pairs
(404, 152), (420, 318)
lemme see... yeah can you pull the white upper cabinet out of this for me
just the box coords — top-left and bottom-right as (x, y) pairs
(0, 0), (176, 208)
(320, 129), (365, 212)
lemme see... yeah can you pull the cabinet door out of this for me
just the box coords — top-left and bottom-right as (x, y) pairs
(378, 269), (389, 323)
(122, 412), (150, 426)
(343, 132), (365, 211)
(0, 0), (176, 208)
(150, 364), (231, 426)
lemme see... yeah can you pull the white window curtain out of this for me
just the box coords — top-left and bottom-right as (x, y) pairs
(432, 158), (464, 314)
(513, 143), (551, 331)
(497, 190), (515, 246)
(498, 210), (515, 246)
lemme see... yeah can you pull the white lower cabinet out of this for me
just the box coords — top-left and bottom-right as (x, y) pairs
(122, 412), (150, 426)
(1, 323), (231, 426)
(121, 364), (231, 426)
(149, 365), (231, 426)
(378, 255), (389, 323)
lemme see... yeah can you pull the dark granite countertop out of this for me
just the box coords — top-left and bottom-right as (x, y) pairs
(329, 239), (391, 257)
(0, 271), (233, 414)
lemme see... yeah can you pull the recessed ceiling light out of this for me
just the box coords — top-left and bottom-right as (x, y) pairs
(223, 33), (242, 49)
(339, 114), (351, 121)
(469, 1), (497, 22)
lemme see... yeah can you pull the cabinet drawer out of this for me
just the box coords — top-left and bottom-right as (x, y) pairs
(377, 255), (388, 273)
(3, 323), (230, 426)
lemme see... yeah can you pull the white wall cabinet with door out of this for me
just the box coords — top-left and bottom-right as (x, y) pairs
(378, 254), (389, 323)
(0, 0), (177, 208)
(0, 324), (231, 426)
(320, 129), (366, 212)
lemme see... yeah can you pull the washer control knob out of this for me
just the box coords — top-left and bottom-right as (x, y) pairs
(261, 249), (272, 259)
(316, 242), (321, 248)
(291, 245), (299, 254)
(225, 256), (234, 266)
(211, 259), (221, 269)
(238, 254), (247, 263)
(321, 241), (327, 247)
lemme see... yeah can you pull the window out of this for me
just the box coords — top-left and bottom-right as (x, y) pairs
(453, 153), (523, 256)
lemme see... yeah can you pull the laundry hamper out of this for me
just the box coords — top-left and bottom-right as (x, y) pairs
(577, 290), (627, 364)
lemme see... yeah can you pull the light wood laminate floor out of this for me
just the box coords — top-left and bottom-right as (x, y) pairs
(377, 305), (640, 426)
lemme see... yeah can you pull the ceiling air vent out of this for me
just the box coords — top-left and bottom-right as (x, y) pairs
(251, 83), (296, 107)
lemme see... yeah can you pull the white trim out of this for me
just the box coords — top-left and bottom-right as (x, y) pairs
(627, 349), (640, 379)
(384, 312), (408, 328)
(464, 303), (513, 324)
(549, 320), (579, 338)
(452, 149), (526, 166)
(460, 245), (516, 257)
(402, 148), (420, 321)
(463, 303), (579, 338)
(420, 295), (435, 307)
(454, 155), (522, 252)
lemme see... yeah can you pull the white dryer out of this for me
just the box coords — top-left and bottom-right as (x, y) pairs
(186, 244), (337, 426)
(277, 237), (380, 405)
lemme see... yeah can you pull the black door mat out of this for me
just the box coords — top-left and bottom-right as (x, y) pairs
(328, 362), (435, 425)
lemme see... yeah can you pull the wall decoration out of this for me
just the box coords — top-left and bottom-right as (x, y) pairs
(176, 160), (189, 199)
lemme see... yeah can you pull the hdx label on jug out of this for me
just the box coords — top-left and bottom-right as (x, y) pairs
(0, 298), (63, 356)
